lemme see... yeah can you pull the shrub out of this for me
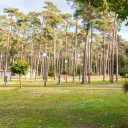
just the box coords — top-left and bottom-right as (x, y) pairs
(119, 67), (127, 77)
(124, 81), (128, 93)
(87, 71), (94, 76)
(48, 71), (54, 77)
(90, 71), (94, 76)
(10, 60), (29, 88)
(63, 70), (68, 75)
(71, 72), (78, 76)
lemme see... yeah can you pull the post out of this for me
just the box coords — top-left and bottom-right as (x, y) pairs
(58, 76), (61, 85)
(5, 76), (8, 85)
(43, 75), (44, 81)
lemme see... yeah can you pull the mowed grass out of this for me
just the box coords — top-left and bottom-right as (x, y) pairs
(0, 75), (125, 88)
(0, 88), (128, 128)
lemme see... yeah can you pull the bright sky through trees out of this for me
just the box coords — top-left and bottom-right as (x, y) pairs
(0, 0), (128, 41)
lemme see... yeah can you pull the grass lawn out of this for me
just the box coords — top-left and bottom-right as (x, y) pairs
(0, 75), (125, 88)
(0, 87), (128, 128)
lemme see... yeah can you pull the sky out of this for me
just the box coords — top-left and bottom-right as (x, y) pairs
(0, 0), (128, 41)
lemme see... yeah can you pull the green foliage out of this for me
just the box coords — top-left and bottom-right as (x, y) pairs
(90, 71), (94, 76)
(10, 60), (29, 76)
(114, 54), (127, 75)
(71, 72), (78, 76)
(48, 71), (54, 77)
(63, 70), (68, 75)
(76, 0), (128, 23)
(87, 70), (94, 76)
(124, 81), (128, 93)
(119, 67), (127, 77)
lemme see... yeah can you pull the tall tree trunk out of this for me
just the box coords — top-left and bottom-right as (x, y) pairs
(111, 13), (116, 83)
(88, 28), (91, 83)
(59, 53), (60, 75)
(48, 41), (51, 72)
(21, 29), (25, 60)
(103, 33), (105, 81)
(0, 49), (3, 70)
(72, 47), (74, 74)
(4, 25), (10, 82)
(100, 53), (102, 76)
(61, 51), (63, 74)
(30, 30), (34, 80)
(44, 44), (47, 86)
(65, 23), (68, 83)
(53, 28), (56, 80)
(82, 25), (89, 84)
(57, 54), (59, 74)
(96, 56), (99, 76)
(108, 31), (111, 77)
(115, 14), (118, 81)
(34, 50), (37, 81)
(19, 76), (22, 88)
(73, 18), (78, 83)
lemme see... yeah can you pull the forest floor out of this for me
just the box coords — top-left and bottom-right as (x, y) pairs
(0, 87), (128, 128)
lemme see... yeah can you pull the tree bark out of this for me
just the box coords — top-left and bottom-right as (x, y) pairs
(19, 76), (22, 88)
(82, 25), (89, 84)
(53, 28), (56, 80)
(4, 25), (10, 82)
(73, 17), (78, 83)
(0, 49), (3, 70)
(30, 30), (34, 80)
(115, 14), (118, 81)
(65, 22), (68, 83)
(21, 29), (25, 60)
(111, 13), (116, 83)
(103, 33), (105, 81)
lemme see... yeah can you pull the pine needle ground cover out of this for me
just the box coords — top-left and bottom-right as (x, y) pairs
(0, 88), (128, 128)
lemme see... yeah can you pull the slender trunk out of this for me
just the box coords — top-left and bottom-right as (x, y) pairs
(48, 41), (51, 71)
(44, 10), (49, 86)
(111, 13), (116, 83)
(57, 55), (59, 74)
(30, 30), (34, 80)
(34, 50), (37, 81)
(4, 25), (10, 82)
(82, 25), (89, 84)
(59, 53), (60, 75)
(21, 29), (25, 60)
(115, 15), (118, 81)
(103, 33), (105, 81)
(65, 22), (68, 83)
(108, 31), (111, 77)
(73, 18), (78, 83)
(61, 51), (63, 74)
(19, 76), (22, 88)
(96, 57), (99, 76)
(53, 28), (56, 80)
(88, 28), (91, 83)
(0, 49), (3, 70)
(90, 43), (93, 70)
(100, 53), (102, 76)
(72, 47), (73, 74)
(41, 56), (43, 76)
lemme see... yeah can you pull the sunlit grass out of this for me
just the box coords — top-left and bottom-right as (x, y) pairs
(0, 88), (128, 127)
